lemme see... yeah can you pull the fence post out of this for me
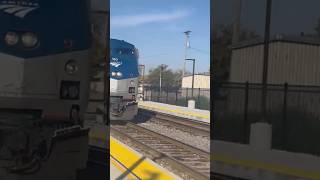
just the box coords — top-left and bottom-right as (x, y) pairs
(142, 86), (145, 101)
(243, 81), (249, 144)
(175, 89), (178, 105)
(149, 89), (152, 101)
(143, 88), (145, 101)
(146, 88), (148, 101)
(158, 88), (160, 102)
(186, 88), (189, 105)
(166, 87), (169, 104)
(198, 88), (201, 109)
(282, 82), (288, 149)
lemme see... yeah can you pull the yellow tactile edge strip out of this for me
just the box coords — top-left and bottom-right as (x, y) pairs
(138, 102), (210, 121)
(110, 136), (175, 180)
(110, 157), (139, 180)
(213, 154), (320, 179)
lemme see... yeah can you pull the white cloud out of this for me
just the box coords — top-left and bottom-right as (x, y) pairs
(162, 24), (186, 32)
(111, 10), (191, 28)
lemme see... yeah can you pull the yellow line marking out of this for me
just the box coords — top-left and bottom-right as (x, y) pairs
(138, 102), (210, 121)
(110, 136), (174, 180)
(213, 154), (320, 179)
(110, 157), (138, 180)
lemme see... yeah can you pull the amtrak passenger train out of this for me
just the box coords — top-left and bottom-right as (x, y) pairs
(110, 39), (139, 120)
(0, 0), (91, 175)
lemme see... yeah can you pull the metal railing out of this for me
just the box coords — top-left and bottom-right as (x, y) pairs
(213, 81), (320, 156)
(142, 86), (210, 110)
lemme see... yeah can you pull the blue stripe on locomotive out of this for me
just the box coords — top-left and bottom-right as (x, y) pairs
(110, 39), (139, 80)
(0, 0), (91, 58)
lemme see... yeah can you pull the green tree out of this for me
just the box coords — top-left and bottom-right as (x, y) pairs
(145, 65), (183, 88)
(213, 24), (259, 81)
(314, 18), (320, 37)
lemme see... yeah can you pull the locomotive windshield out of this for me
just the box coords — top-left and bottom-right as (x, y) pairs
(116, 48), (135, 55)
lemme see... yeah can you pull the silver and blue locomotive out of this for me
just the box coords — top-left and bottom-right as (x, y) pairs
(0, 0), (91, 177)
(110, 39), (139, 120)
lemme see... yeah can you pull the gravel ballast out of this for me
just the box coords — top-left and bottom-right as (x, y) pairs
(138, 120), (210, 152)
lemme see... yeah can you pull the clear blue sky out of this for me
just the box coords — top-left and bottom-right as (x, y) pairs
(110, 0), (210, 74)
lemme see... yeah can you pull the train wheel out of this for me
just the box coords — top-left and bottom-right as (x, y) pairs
(70, 106), (82, 127)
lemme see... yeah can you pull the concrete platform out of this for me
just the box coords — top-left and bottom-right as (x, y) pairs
(213, 140), (320, 180)
(110, 157), (139, 180)
(138, 101), (210, 123)
(110, 136), (182, 180)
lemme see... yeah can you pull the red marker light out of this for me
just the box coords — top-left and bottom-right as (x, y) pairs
(64, 40), (73, 49)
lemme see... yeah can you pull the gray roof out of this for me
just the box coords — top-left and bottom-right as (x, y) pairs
(232, 34), (320, 50)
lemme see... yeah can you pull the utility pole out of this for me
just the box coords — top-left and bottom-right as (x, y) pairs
(182, 31), (191, 78)
(232, 0), (242, 45)
(249, 0), (273, 150)
(186, 59), (196, 98)
(139, 64), (145, 100)
(159, 65), (165, 100)
(261, 0), (272, 123)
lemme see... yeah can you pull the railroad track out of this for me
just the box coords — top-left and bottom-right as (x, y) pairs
(110, 121), (210, 180)
(137, 109), (210, 137)
(212, 173), (248, 180)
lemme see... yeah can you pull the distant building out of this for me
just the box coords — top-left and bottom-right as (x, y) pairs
(182, 74), (210, 89)
(228, 35), (320, 120)
(230, 35), (320, 86)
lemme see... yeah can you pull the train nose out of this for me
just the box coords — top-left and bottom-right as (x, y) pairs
(0, 54), (24, 93)
(0, 53), (57, 95)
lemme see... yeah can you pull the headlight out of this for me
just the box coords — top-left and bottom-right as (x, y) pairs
(65, 60), (78, 75)
(4, 32), (19, 46)
(22, 32), (38, 48)
(116, 72), (122, 77)
(111, 71), (122, 77)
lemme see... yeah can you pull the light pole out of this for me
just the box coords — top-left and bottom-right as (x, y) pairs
(249, 0), (273, 150)
(139, 64), (145, 83)
(159, 65), (165, 101)
(139, 64), (145, 100)
(185, 59), (195, 99)
(183, 31), (191, 79)
(261, 0), (272, 124)
(232, 0), (242, 45)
